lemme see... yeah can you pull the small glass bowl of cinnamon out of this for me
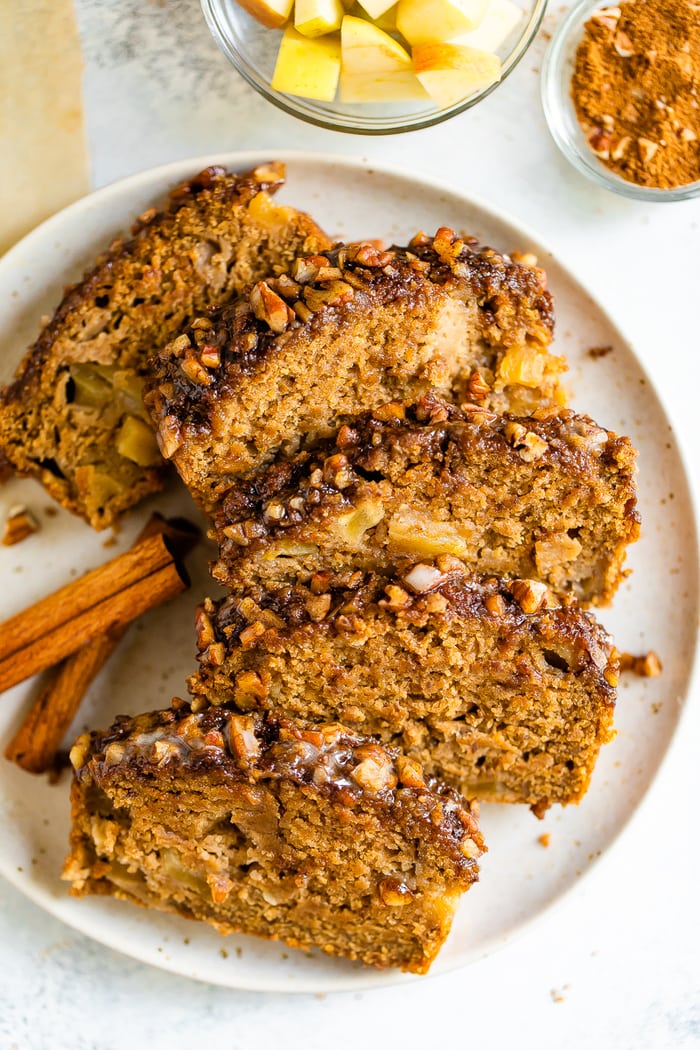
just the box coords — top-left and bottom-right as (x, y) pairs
(541, 0), (700, 201)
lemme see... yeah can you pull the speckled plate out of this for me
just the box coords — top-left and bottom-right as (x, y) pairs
(0, 152), (697, 993)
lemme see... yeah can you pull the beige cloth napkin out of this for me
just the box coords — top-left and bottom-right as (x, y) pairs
(0, 0), (89, 256)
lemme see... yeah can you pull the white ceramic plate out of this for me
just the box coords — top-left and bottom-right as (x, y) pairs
(0, 152), (697, 993)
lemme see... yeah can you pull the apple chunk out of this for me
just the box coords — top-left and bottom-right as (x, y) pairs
(396, 0), (488, 45)
(341, 14), (413, 72)
(413, 43), (501, 107)
(340, 70), (429, 102)
(372, 3), (398, 30)
(271, 27), (341, 100)
(453, 0), (524, 51)
(356, 0), (397, 19)
(236, 0), (294, 29)
(295, 0), (344, 37)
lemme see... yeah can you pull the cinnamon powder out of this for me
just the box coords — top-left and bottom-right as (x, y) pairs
(571, 0), (700, 189)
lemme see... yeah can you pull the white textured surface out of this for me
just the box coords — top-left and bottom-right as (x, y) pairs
(1, 0), (699, 1046)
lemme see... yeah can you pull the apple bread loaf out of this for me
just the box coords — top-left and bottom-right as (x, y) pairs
(189, 570), (618, 811)
(145, 229), (564, 515)
(211, 399), (639, 606)
(63, 703), (484, 973)
(0, 163), (330, 529)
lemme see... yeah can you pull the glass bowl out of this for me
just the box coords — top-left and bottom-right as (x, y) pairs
(541, 0), (700, 201)
(201, 0), (547, 134)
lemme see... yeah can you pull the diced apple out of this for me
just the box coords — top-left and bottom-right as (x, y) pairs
(295, 0), (344, 37)
(373, 3), (398, 31)
(340, 69), (429, 102)
(271, 27), (341, 100)
(396, 0), (488, 46)
(341, 14), (412, 72)
(452, 0), (523, 51)
(413, 42), (501, 106)
(236, 0), (294, 30)
(345, 1), (397, 29)
(356, 0), (397, 20)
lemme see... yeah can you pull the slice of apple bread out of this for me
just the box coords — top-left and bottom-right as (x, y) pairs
(64, 703), (484, 974)
(0, 163), (330, 529)
(188, 569), (618, 811)
(210, 399), (639, 607)
(145, 229), (563, 516)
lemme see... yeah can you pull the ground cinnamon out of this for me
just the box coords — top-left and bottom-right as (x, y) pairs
(571, 0), (700, 189)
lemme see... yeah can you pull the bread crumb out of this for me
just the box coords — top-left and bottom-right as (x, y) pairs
(550, 983), (571, 1003)
(619, 650), (662, 677)
(538, 833), (551, 848)
(2, 505), (39, 545)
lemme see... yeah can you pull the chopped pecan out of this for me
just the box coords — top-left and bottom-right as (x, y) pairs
(305, 593), (332, 621)
(432, 226), (464, 260)
(403, 563), (447, 593)
(227, 713), (261, 764)
(372, 401), (406, 422)
(395, 754), (426, 788)
(2, 505), (39, 546)
(336, 424), (360, 448)
(467, 370), (491, 400)
(239, 621), (267, 648)
(351, 746), (398, 792)
(250, 281), (294, 333)
(350, 243), (395, 268)
(195, 607), (216, 649)
(484, 593), (507, 617)
(156, 414), (183, 458)
(180, 353), (213, 385)
(382, 584), (410, 608)
(508, 578), (549, 614)
(251, 162), (285, 186)
(292, 300), (314, 323)
(315, 265), (343, 282)
(303, 280), (355, 312)
(235, 670), (269, 700)
(199, 344), (221, 369)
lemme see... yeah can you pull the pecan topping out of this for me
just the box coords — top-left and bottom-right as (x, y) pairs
(467, 370), (491, 401)
(350, 243), (395, 268)
(508, 578), (549, 614)
(156, 414), (183, 458)
(2, 505), (39, 546)
(250, 281), (294, 333)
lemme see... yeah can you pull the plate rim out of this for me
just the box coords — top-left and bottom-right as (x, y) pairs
(1, 148), (698, 994)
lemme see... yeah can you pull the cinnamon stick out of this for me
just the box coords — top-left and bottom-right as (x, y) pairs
(4, 513), (199, 772)
(0, 531), (179, 666)
(5, 631), (123, 773)
(0, 561), (187, 694)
